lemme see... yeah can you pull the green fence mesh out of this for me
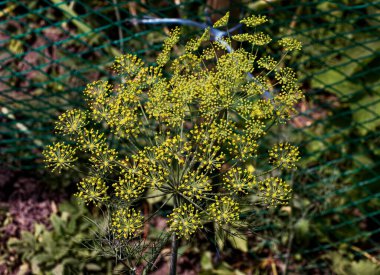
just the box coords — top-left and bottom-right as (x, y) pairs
(1, 0), (379, 271)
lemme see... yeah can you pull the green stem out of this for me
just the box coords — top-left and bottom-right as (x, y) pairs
(169, 195), (179, 275)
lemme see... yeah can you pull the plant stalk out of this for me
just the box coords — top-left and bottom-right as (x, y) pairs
(169, 232), (178, 275)
(170, 195), (179, 275)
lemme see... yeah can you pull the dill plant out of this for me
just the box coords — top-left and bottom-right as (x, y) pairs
(43, 13), (303, 273)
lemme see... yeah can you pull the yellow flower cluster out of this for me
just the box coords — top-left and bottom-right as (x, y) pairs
(83, 80), (111, 102)
(156, 27), (181, 67)
(112, 54), (144, 77)
(43, 142), (77, 173)
(168, 204), (202, 240)
(111, 208), (144, 239)
(232, 32), (272, 46)
(278, 37), (302, 51)
(89, 147), (117, 172)
(240, 15), (268, 27)
(231, 33), (251, 42)
(257, 177), (292, 206)
(245, 120), (266, 138)
(257, 55), (277, 71)
(208, 197), (240, 225)
(188, 122), (228, 171)
(75, 176), (109, 205)
(55, 109), (88, 136)
(114, 174), (146, 201)
(213, 12), (230, 28)
(269, 143), (300, 169)
(180, 171), (212, 199)
(146, 76), (196, 127)
(275, 67), (297, 86)
(185, 28), (210, 53)
(201, 47), (216, 60)
(243, 80), (266, 97)
(154, 135), (183, 163)
(115, 85), (140, 134)
(114, 152), (152, 200)
(140, 66), (162, 86)
(171, 53), (202, 76)
(114, 147), (172, 202)
(236, 98), (274, 120)
(44, 12), (303, 241)
(228, 133), (259, 161)
(248, 32), (272, 46)
(76, 128), (106, 153)
(223, 167), (256, 194)
(83, 80), (111, 121)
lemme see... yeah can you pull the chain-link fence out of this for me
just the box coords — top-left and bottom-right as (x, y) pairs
(1, 0), (379, 272)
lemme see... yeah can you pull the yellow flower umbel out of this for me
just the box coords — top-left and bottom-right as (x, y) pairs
(278, 37), (302, 51)
(156, 27), (181, 67)
(223, 167), (256, 194)
(75, 176), (109, 205)
(44, 12), (304, 243)
(180, 171), (212, 200)
(89, 147), (117, 172)
(113, 172), (147, 201)
(168, 204), (202, 240)
(43, 142), (77, 173)
(112, 54), (144, 77)
(111, 208), (144, 239)
(240, 15), (268, 28)
(257, 177), (292, 207)
(213, 12), (230, 28)
(269, 142), (300, 169)
(208, 197), (240, 225)
(76, 128), (106, 153)
(55, 109), (88, 136)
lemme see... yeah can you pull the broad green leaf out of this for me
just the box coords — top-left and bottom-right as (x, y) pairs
(343, 40), (380, 69)
(311, 70), (362, 98)
(352, 94), (380, 135)
(18, 263), (30, 275)
(351, 260), (380, 275)
(215, 224), (225, 251)
(52, 264), (64, 275)
(20, 231), (35, 246)
(34, 223), (45, 237)
(32, 253), (54, 265)
(326, 252), (350, 275)
(50, 214), (64, 234)
(86, 263), (102, 271)
(201, 251), (213, 271)
(66, 216), (78, 235)
(227, 228), (248, 253)
(31, 256), (43, 274)
(295, 218), (310, 237)
(213, 262), (235, 275)
(311, 40), (380, 99)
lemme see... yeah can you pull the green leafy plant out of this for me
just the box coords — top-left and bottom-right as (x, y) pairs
(325, 250), (380, 275)
(6, 200), (112, 275)
(43, 12), (303, 273)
